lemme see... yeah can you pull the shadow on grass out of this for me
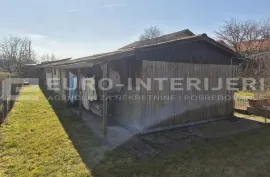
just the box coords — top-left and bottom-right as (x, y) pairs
(39, 86), (270, 177)
(39, 87), (135, 177)
(234, 108), (248, 114)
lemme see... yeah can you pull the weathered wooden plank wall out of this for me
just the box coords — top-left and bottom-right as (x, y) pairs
(60, 68), (67, 99)
(113, 61), (237, 131)
(45, 68), (52, 89)
(53, 68), (61, 94)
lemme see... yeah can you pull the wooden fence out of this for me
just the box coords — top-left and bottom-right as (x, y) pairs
(113, 61), (237, 132)
(0, 76), (22, 124)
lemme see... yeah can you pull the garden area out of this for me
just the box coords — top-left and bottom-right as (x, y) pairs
(1, 86), (270, 177)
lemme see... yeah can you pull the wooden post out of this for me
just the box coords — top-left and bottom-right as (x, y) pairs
(3, 83), (7, 117)
(3, 76), (9, 117)
(265, 109), (267, 124)
(59, 68), (63, 97)
(44, 68), (47, 88)
(102, 63), (108, 140)
(66, 69), (70, 101)
(51, 68), (53, 90)
(78, 68), (83, 119)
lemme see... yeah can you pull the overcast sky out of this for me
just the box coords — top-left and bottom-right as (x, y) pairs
(0, 0), (269, 60)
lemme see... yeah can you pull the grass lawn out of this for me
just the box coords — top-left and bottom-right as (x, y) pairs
(234, 91), (254, 110)
(0, 72), (9, 81)
(235, 91), (254, 97)
(0, 86), (92, 177)
(2, 86), (270, 177)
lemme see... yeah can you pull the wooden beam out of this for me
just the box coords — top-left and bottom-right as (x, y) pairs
(66, 69), (70, 101)
(44, 68), (46, 87)
(3, 80), (7, 117)
(142, 117), (227, 134)
(51, 68), (53, 90)
(59, 68), (63, 96)
(3, 77), (10, 118)
(102, 63), (108, 140)
(78, 68), (83, 119)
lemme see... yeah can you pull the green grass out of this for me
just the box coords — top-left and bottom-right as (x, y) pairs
(0, 86), (92, 177)
(235, 91), (254, 97)
(2, 86), (270, 177)
(0, 72), (9, 80)
(234, 91), (254, 110)
(235, 112), (270, 123)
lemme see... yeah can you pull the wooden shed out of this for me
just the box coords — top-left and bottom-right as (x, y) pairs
(38, 30), (242, 136)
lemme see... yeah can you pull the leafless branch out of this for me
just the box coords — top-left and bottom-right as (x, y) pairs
(0, 36), (35, 76)
(40, 53), (59, 62)
(139, 26), (163, 44)
(215, 18), (270, 57)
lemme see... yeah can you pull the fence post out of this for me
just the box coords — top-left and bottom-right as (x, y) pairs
(2, 76), (10, 117)
(102, 63), (108, 141)
(3, 100), (7, 117)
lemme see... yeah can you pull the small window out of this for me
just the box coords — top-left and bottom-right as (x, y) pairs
(53, 69), (56, 75)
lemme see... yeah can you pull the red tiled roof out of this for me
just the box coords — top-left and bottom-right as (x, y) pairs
(238, 38), (270, 52)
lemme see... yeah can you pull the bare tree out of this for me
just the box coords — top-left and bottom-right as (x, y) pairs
(0, 36), (35, 75)
(40, 53), (58, 62)
(139, 26), (163, 41)
(215, 18), (270, 57)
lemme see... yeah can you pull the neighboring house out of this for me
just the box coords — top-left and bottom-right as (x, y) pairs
(238, 38), (270, 58)
(37, 29), (241, 135)
(22, 64), (38, 78)
(216, 40), (231, 48)
(37, 58), (71, 90)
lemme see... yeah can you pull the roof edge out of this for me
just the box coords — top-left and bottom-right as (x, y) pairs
(119, 28), (195, 50)
(37, 57), (72, 67)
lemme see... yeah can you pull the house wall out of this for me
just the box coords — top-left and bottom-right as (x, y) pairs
(45, 68), (53, 89)
(44, 67), (63, 94)
(45, 68), (68, 101)
(112, 61), (237, 132)
(59, 68), (67, 99)
(137, 40), (238, 65)
(52, 68), (61, 94)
